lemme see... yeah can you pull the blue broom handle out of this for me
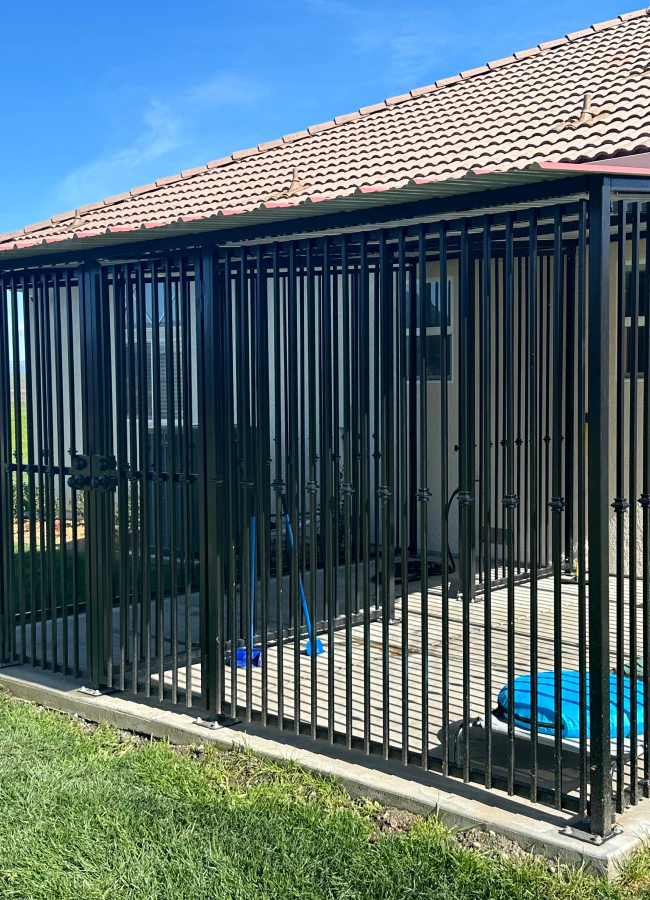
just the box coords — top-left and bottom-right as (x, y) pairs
(250, 516), (256, 647)
(282, 505), (315, 643)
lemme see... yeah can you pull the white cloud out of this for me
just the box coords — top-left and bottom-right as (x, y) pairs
(55, 99), (182, 208)
(55, 73), (265, 210)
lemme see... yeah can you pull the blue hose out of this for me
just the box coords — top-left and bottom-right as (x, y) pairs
(282, 496), (324, 656)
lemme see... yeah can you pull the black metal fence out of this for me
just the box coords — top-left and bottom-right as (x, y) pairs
(0, 178), (648, 838)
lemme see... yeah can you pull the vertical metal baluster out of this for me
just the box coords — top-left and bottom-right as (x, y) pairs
(331, 256), (341, 627)
(520, 253), (535, 573)
(307, 241), (318, 739)
(193, 252), (209, 713)
(189, 264), (201, 705)
(181, 262), (195, 707)
(64, 272), (81, 677)
(286, 242), (301, 734)
(248, 256), (258, 717)
(330, 256), (343, 624)
(112, 266), (128, 691)
(373, 256), (381, 615)
(544, 255), (552, 569)
(149, 262), (165, 700)
(321, 238), (336, 743)
(397, 230), (409, 764)
(0, 276), (13, 664)
(341, 236), (354, 749)
(576, 202), (588, 814)
(642, 200), (650, 800)
(440, 224), (450, 776)
(500, 253), (507, 582)
(493, 258), (501, 584)
(564, 247), (576, 579)
(272, 245), (285, 729)
(223, 252), (237, 717)
(360, 233), (372, 754)
(33, 276), (47, 668)
(41, 274), (58, 673)
(352, 258), (362, 617)
(11, 277), (26, 664)
(124, 266), (139, 694)
(204, 250), (222, 717)
(77, 266), (94, 685)
(629, 203), (641, 805)
(256, 246), (271, 726)
(100, 267), (115, 690)
(481, 219), (493, 787)
(528, 216), (540, 803)
(551, 210), (565, 808)
(23, 278), (37, 665)
(163, 259), (179, 704)
(458, 220), (475, 780)
(504, 214), (517, 795)
(52, 274), (68, 675)
(173, 267), (185, 701)
(516, 254), (524, 575)
(136, 263), (151, 696)
(417, 225), (429, 769)
(614, 200), (627, 813)
(348, 255), (363, 614)
(379, 230), (394, 759)
(237, 250), (253, 721)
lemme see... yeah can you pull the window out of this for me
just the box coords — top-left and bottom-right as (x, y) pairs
(625, 268), (647, 378)
(408, 279), (453, 381)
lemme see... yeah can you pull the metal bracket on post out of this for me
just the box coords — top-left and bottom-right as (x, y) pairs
(195, 715), (243, 729)
(560, 818), (623, 846)
(67, 452), (117, 492)
(78, 685), (116, 697)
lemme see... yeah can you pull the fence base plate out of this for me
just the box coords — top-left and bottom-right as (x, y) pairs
(78, 685), (116, 697)
(559, 817), (623, 846)
(195, 715), (242, 730)
(0, 661), (22, 669)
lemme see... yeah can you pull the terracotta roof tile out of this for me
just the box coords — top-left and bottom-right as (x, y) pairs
(384, 92), (411, 105)
(206, 156), (233, 168)
(230, 148), (258, 160)
(593, 17), (624, 31)
(539, 37), (568, 50)
(461, 65), (490, 78)
(2, 8), (650, 256)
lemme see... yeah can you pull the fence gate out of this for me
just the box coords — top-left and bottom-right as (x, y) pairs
(0, 270), (88, 675)
(0, 261), (208, 707)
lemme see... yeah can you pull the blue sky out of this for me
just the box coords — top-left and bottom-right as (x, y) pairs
(0, 0), (637, 233)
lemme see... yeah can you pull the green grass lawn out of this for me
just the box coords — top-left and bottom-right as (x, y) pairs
(1, 692), (650, 900)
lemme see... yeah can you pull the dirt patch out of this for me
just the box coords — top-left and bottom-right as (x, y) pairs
(370, 807), (421, 841)
(453, 828), (555, 869)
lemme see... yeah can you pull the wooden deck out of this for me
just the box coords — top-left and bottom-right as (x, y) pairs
(156, 573), (646, 772)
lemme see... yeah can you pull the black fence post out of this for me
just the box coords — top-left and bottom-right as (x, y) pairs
(78, 264), (115, 690)
(587, 177), (614, 838)
(0, 276), (14, 665)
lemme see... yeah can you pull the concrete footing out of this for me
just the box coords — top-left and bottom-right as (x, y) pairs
(1, 664), (649, 877)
